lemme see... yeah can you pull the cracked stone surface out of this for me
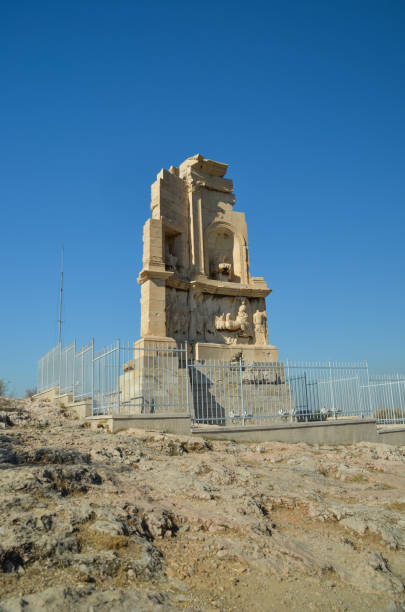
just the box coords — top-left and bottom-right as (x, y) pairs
(0, 397), (405, 611)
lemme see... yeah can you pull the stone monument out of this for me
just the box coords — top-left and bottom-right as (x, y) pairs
(137, 154), (278, 363)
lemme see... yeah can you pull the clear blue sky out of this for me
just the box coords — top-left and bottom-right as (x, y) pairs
(1, 0), (404, 395)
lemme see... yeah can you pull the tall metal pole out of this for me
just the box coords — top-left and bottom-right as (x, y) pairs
(58, 245), (64, 346)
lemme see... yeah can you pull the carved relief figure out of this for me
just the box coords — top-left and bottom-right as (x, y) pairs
(165, 251), (177, 271)
(207, 228), (236, 281)
(203, 295), (217, 337)
(215, 298), (253, 343)
(253, 309), (268, 345)
(166, 288), (189, 338)
(224, 336), (238, 345)
(189, 292), (211, 340)
(164, 232), (180, 272)
(237, 300), (252, 338)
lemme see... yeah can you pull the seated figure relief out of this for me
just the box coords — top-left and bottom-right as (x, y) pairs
(165, 251), (177, 271)
(215, 299), (253, 341)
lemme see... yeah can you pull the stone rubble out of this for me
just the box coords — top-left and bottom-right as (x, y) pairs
(0, 397), (405, 611)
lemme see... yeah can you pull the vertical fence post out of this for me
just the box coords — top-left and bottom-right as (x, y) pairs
(365, 361), (372, 418)
(389, 382), (396, 423)
(398, 373), (405, 422)
(73, 339), (76, 397)
(185, 342), (190, 417)
(286, 358), (293, 423)
(329, 360), (336, 419)
(57, 342), (61, 395)
(81, 344), (85, 401)
(304, 372), (309, 422)
(357, 374), (363, 419)
(239, 356), (245, 426)
(91, 339), (95, 416)
(117, 339), (121, 416)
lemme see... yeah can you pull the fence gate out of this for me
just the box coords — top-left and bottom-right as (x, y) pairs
(288, 374), (321, 421)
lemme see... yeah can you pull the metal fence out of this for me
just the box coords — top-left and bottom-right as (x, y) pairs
(38, 343), (62, 392)
(37, 341), (405, 426)
(190, 359), (371, 426)
(37, 340), (93, 400)
(73, 340), (94, 401)
(59, 341), (76, 394)
(365, 374), (405, 425)
(93, 341), (189, 416)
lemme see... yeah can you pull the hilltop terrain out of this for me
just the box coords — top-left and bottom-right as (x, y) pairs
(0, 398), (405, 611)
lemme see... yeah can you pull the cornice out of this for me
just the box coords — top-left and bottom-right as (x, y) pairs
(165, 275), (271, 298)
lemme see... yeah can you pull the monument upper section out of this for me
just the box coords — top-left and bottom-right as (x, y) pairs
(140, 153), (269, 292)
(138, 154), (277, 361)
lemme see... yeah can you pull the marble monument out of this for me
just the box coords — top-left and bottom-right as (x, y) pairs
(137, 154), (278, 363)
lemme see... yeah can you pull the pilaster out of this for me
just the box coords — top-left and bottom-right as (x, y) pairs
(188, 186), (206, 276)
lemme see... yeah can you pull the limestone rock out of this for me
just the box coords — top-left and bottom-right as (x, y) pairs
(0, 585), (175, 611)
(1, 401), (405, 611)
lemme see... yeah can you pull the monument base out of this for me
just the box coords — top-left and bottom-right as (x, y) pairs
(194, 342), (278, 363)
(119, 336), (190, 415)
(133, 336), (177, 351)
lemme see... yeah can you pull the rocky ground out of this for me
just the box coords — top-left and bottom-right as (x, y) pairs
(0, 398), (405, 611)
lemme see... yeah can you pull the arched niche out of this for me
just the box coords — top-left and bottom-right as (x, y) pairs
(204, 222), (248, 284)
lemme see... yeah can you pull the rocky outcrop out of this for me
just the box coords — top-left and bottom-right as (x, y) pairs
(0, 398), (404, 611)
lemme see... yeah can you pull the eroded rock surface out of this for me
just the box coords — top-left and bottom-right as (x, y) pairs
(0, 397), (405, 611)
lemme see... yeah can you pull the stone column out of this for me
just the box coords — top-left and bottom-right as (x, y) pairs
(142, 218), (165, 270)
(188, 186), (205, 277)
(140, 277), (167, 338)
(138, 217), (173, 339)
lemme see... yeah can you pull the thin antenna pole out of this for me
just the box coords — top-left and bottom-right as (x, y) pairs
(58, 245), (64, 345)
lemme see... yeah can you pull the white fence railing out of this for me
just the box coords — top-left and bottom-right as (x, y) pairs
(59, 341), (76, 395)
(364, 375), (405, 425)
(92, 341), (189, 416)
(190, 360), (371, 425)
(73, 341), (94, 401)
(37, 342), (405, 426)
(37, 343), (62, 393)
(38, 339), (94, 401)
